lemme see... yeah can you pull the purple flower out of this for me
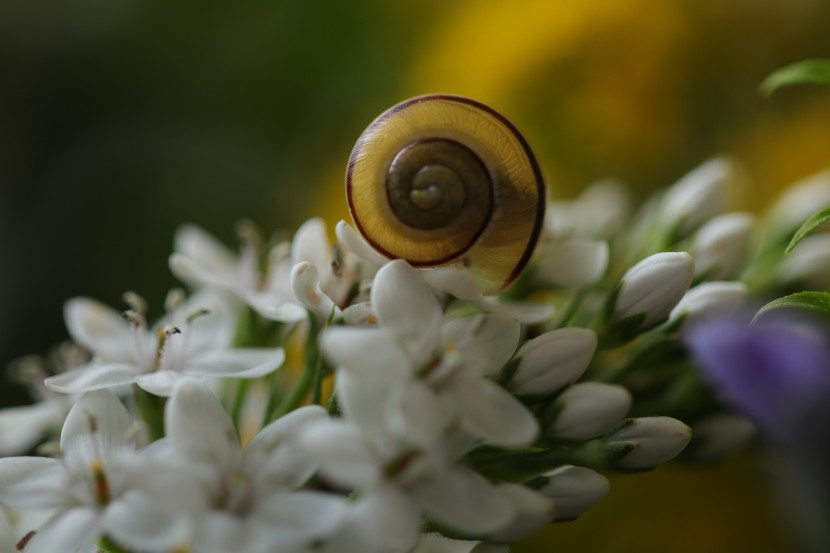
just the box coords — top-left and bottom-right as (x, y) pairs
(686, 316), (830, 549)
(685, 317), (830, 446)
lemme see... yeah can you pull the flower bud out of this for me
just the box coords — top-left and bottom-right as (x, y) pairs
(691, 212), (755, 279)
(533, 239), (609, 289)
(606, 417), (692, 470)
(662, 157), (733, 235)
(535, 465), (609, 520)
(485, 484), (555, 542)
(766, 169), (830, 232)
(613, 252), (695, 329)
(547, 180), (631, 240)
(778, 233), (830, 289)
(575, 179), (631, 239)
(546, 382), (632, 440)
(670, 281), (747, 327)
(688, 415), (755, 462)
(507, 328), (597, 396)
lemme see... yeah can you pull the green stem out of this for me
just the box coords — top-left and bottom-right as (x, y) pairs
(555, 287), (589, 329)
(231, 379), (250, 429)
(269, 312), (321, 421)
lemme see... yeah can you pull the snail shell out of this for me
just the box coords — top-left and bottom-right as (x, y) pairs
(346, 94), (546, 294)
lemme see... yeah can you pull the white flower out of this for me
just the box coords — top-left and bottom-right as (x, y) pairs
(547, 179), (631, 240)
(613, 252), (695, 329)
(336, 221), (554, 324)
(691, 212), (755, 279)
(669, 281), (747, 326)
(778, 233), (830, 288)
(546, 382), (632, 440)
(0, 391), (196, 553)
(0, 347), (86, 455)
(161, 379), (345, 553)
(535, 465), (609, 520)
(44, 291), (284, 396)
(766, 168), (830, 232)
(323, 260), (538, 448)
(168, 223), (305, 322)
(0, 400), (67, 456)
(301, 418), (515, 547)
(661, 157), (733, 235)
(507, 328), (597, 397)
(606, 417), (692, 470)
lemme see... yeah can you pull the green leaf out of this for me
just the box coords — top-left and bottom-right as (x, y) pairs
(760, 59), (830, 96)
(785, 206), (830, 255)
(751, 291), (830, 324)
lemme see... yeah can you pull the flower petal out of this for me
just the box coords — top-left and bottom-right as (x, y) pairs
(44, 363), (140, 394)
(0, 457), (68, 510)
(102, 491), (193, 551)
(449, 377), (538, 447)
(291, 262), (339, 316)
(335, 369), (391, 438)
(422, 266), (483, 300)
(24, 508), (100, 553)
(372, 260), (442, 358)
(300, 420), (381, 489)
(386, 380), (451, 448)
(171, 290), (238, 354)
(245, 406), (327, 489)
(173, 224), (238, 282)
(291, 218), (331, 273)
(165, 379), (239, 474)
(335, 221), (389, 266)
(443, 315), (520, 377)
(61, 390), (133, 465)
(0, 400), (68, 456)
(185, 348), (285, 379)
(472, 297), (554, 325)
(135, 371), (190, 397)
(414, 468), (513, 535)
(258, 491), (346, 543)
(64, 298), (135, 361)
(352, 485), (420, 552)
(321, 327), (412, 378)
(245, 291), (307, 322)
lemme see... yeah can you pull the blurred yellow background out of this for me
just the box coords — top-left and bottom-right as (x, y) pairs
(2, 1), (830, 551)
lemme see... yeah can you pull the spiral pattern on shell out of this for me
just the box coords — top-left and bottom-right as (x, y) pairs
(346, 94), (546, 294)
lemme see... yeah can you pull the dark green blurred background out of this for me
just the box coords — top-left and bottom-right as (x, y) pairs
(2, 1), (830, 551)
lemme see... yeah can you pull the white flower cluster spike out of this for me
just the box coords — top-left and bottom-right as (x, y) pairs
(10, 153), (826, 551)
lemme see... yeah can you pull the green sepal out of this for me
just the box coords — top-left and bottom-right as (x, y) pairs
(760, 59), (830, 96)
(601, 312), (647, 348)
(465, 445), (573, 482)
(785, 206), (830, 255)
(751, 291), (830, 324)
(496, 357), (522, 388)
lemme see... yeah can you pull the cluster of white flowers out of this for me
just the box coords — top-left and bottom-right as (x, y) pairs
(3, 159), (828, 553)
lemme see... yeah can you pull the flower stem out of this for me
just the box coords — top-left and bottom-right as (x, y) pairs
(269, 312), (320, 421)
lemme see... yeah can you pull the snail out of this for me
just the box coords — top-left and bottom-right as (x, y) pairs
(346, 94), (546, 294)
